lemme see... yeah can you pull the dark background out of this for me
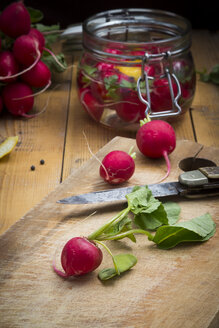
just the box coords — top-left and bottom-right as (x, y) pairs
(0, 0), (218, 31)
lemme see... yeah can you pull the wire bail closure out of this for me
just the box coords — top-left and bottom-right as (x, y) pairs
(137, 51), (182, 118)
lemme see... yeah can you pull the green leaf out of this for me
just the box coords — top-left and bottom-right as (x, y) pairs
(134, 201), (180, 231)
(27, 7), (44, 23)
(81, 64), (97, 77)
(104, 74), (119, 90)
(197, 65), (219, 85)
(103, 74), (121, 100)
(134, 203), (167, 230)
(152, 213), (216, 249)
(120, 79), (136, 89)
(98, 254), (137, 281)
(41, 53), (67, 73)
(126, 186), (161, 215)
(209, 64), (219, 85)
(34, 23), (60, 33)
(163, 202), (181, 225)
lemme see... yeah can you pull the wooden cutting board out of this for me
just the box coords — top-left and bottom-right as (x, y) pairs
(0, 137), (218, 328)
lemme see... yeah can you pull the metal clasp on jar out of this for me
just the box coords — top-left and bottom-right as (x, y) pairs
(137, 51), (182, 118)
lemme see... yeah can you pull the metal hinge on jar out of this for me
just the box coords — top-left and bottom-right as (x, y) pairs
(137, 51), (182, 118)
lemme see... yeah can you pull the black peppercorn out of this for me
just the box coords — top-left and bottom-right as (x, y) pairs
(40, 159), (45, 165)
(31, 165), (35, 171)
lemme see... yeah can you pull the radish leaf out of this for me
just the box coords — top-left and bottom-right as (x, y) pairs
(163, 202), (181, 225)
(126, 186), (161, 214)
(134, 203), (168, 230)
(197, 64), (219, 85)
(27, 7), (44, 23)
(152, 213), (216, 249)
(134, 201), (180, 231)
(98, 254), (137, 281)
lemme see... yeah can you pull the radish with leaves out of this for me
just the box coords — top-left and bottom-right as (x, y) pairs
(136, 119), (176, 182)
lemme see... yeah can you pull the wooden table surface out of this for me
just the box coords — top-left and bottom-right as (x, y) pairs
(0, 29), (218, 235)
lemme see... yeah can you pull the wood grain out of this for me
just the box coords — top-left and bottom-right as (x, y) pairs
(191, 30), (219, 147)
(0, 138), (218, 328)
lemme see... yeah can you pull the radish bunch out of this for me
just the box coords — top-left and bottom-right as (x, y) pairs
(0, 1), (66, 118)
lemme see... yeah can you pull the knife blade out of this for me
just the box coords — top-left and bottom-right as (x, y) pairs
(57, 166), (219, 205)
(57, 181), (187, 204)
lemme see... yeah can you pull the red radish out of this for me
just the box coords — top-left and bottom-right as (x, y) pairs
(2, 82), (34, 117)
(150, 78), (178, 112)
(115, 89), (146, 123)
(53, 237), (103, 277)
(80, 88), (104, 122)
(13, 35), (41, 67)
(27, 28), (65, 71)
(21, 60), (51, 88)
(100, 150), (135, 184)
(0, 51), (19, 83)
(136, 119), (176, 181)
(0, 1), (31, 38)
(28, 28), (45, 53)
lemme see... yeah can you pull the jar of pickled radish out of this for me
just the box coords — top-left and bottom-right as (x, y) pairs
(77, 8), (196, 130)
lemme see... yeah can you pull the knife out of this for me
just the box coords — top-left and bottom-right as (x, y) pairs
(58, 166), (219, 204)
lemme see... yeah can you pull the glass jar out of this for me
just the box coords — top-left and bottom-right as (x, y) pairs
(77, 8), (196, 130)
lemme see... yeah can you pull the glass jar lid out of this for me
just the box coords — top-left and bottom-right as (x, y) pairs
(82, 8), (192, 61)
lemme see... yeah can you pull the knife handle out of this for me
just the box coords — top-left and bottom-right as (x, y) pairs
(179, 166), (219, 198)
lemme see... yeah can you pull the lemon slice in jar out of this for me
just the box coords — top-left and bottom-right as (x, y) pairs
(115, 66), (141, 82)
(0, 136), (19, 159)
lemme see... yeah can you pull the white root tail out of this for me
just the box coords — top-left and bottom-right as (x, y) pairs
(82, 130), (110, 181)
(0, 49), (41, 81)
(20, 83), (60, 119)
(13, 80), (52, 100)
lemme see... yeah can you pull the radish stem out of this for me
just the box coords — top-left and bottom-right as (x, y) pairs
(96, 228), (154, 241)
(20, 83), (60, 119)
(94, 240), (120, 275)
(44, 47), (66, 70)
(88, 207), (130, 241)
